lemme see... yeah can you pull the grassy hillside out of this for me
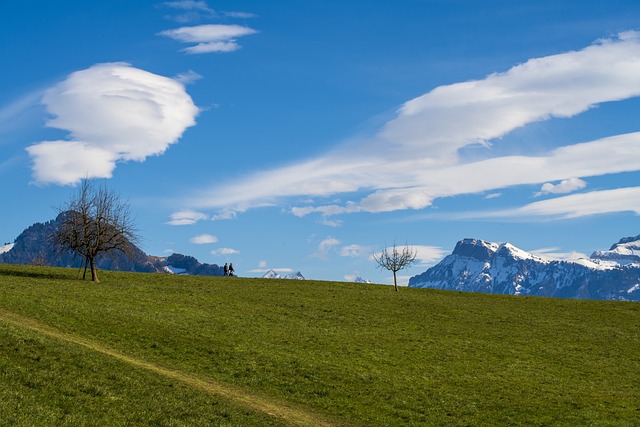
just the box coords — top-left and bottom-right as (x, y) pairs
(0, 264), (638, 426)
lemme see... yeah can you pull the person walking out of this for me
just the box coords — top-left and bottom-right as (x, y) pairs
(228, 263), (235, 277)
(223, 263), (228, 276)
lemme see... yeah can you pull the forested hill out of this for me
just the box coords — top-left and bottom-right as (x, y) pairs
(0, 213), (223, 276)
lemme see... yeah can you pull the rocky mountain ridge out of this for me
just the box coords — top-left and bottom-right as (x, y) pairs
(409, 236), (640, 301)
(0, 213), (224, 276)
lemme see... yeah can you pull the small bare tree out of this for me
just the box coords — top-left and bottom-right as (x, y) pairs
(51, 178), (139, 282)
(373, 243), (418, 292)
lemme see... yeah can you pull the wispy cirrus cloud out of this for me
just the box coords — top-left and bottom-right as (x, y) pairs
(458, 187), (640, 220)
(161, 1), (256, 23)
(26, 63), (198, 186)
(161, 0), (216, 23)
(159, 24), (257, 53)
(173, 31), (640, 222)
(174, 69), (203, 85)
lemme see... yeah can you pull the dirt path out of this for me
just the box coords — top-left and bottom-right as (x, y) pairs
(0, 307), (338, 427)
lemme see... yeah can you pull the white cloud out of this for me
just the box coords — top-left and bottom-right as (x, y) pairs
(163, 0), (212, 11)
(465, 187), (640, 220)
(484, 193), (501, 199)
(536, 177), (586, 196)
(529, 247), (589, 261)
(248, 267), (294, 273)
(26, 63), (198, 186)
(0, 90), (43, 138)
(371, 244), (446, 267)
(312, 237), (341, 259)
(190, 234), (218, 244)
(223, 11), (258, 19)
(159, 24), (256, 54)
(162, 0), (217, 23)
(413, 245), (448, 265)
(174, 69), (203, 84)
(177, 31), (640, 220)
(212, 248), (239, 256)
(27, 141), (117, 184)
(167, 210), (208, 225)
(340, 244), (371, 258)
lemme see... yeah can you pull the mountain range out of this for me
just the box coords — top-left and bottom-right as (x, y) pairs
(0, 213), (224, 277)
(409, 235), (640, 301)
(262, 269), (306, 280)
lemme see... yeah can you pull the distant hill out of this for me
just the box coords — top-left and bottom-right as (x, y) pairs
(409, 236), (640, 301)
(0, 213), (223, 276)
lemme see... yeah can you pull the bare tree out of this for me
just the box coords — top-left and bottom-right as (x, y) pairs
(51, 178), (139, 282)
(373, 243), (418, 292)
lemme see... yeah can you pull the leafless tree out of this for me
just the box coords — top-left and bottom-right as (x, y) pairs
(373, 243), (418, 292)
(51, 179), (139, 282)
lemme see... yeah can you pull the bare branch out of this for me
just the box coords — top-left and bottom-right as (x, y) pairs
(51, 178), (140, 282)
(373, 242), (418, 291)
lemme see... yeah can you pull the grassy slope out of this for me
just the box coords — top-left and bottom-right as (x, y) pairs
(0, 264), (638, 426)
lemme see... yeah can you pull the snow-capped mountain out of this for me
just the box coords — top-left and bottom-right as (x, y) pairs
(353, 276), (372, 284)
(408, 236), (640, 301)
(262, 269), (306, 280)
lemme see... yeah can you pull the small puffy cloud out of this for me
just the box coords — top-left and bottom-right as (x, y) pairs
(26, 63), (198, 186)
(340, 244), (371, 258)
(536, 177), (586, 196)
(27, 141), (117, 184)
(159, 24), (257, 54)
(190, 234), (218, 244)
(212, 248), (239, 256)
(167, 210), (208, 225)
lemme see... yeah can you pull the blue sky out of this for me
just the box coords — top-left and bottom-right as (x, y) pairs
(2, 0), (640, 284)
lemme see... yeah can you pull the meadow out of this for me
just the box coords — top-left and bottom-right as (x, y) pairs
(0, 263), (638, 426)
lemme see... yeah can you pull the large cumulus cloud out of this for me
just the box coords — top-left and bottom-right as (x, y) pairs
(27, 62), (199, 185)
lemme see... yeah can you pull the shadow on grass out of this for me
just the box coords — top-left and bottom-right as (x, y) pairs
(0, 264), (77, 281)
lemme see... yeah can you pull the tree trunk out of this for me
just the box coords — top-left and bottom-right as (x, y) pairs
(393, 270), (398, 292)
(83, 256), (89, 280)
(89, 257), (100, 282)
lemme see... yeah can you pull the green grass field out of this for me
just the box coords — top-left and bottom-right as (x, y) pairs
(0, 264), (638, 426)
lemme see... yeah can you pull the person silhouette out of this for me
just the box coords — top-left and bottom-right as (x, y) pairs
(228, 263), (235, 277)
(223, 263), (228, 276)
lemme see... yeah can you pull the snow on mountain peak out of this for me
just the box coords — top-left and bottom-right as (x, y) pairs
(0, 243), (14, 255)
(591, 234), (640, 266)
(409, 235), (640, 301)
(262, 269), (280, 279)
(262, 269), (306, 280)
